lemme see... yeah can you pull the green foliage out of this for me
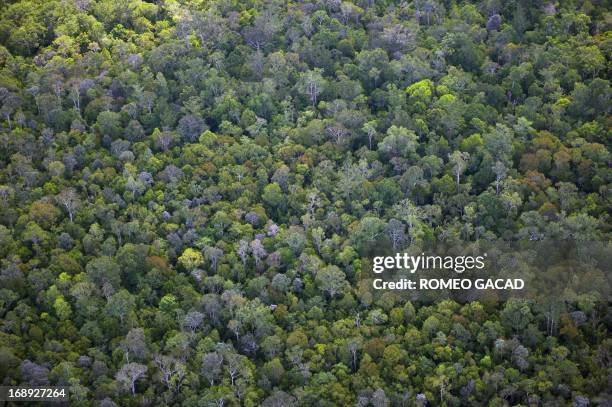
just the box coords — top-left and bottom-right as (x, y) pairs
(0, 0), (609, 405)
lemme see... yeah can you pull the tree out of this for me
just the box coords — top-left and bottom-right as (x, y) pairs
(311, 227), (325, 253)
(20, 360), (50, 386)
(385, 219), (406, 249)
(501, 299), (533, 334)
(178, 114), (205, 142)
(378, 126), (418, 158)
(204, 246), (224, 271)
(237, 240), (250, 266)
(178, 248), (204, 271)
(371, 388), (390, 407)
(56, 188), (81, 222)
(243, 10), (280, 51)
(362, 120), (378, 149)
(382, 23), (416, 53)
(356, 48), (389, 89)
(0, 91), (22, 129)
(223, 352), (249, 387)
(262, 357), (284, 385)
(393, 199), (424, 244)
(105, 289), (135, 324)
(485, 124), (514, 166)
(262, 183), (284, 211)
(53, 296), (72, 321)
(96, 111), (122, 138)
(202, 352), (224, 386)
(121, 328), (148, 363)
(182, 310), (204, 332)
(406, 79), (434, 107)
(448, 151), (470, 191)
(316, 265), (349, 299)
(352, 216), (386, 251)
(116, 363), (147, 395)
(488, 160), (506, 196)
(154, 354), (186, 394)
(86, 257), (121, 294)
(347, 337), (362, 372)
(298, 69), (326, 107)
(250, 239), (267, 267)
(326, 124), (349, 145)
(263, 391), (297, 407)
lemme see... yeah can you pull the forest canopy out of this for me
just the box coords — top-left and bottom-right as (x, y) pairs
(0, 0), (610, 405)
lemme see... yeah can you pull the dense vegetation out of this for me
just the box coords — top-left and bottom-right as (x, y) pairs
(0, 0), (610, 405)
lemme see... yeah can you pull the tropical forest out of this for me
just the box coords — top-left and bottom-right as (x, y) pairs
(0, 0), (610, 405)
